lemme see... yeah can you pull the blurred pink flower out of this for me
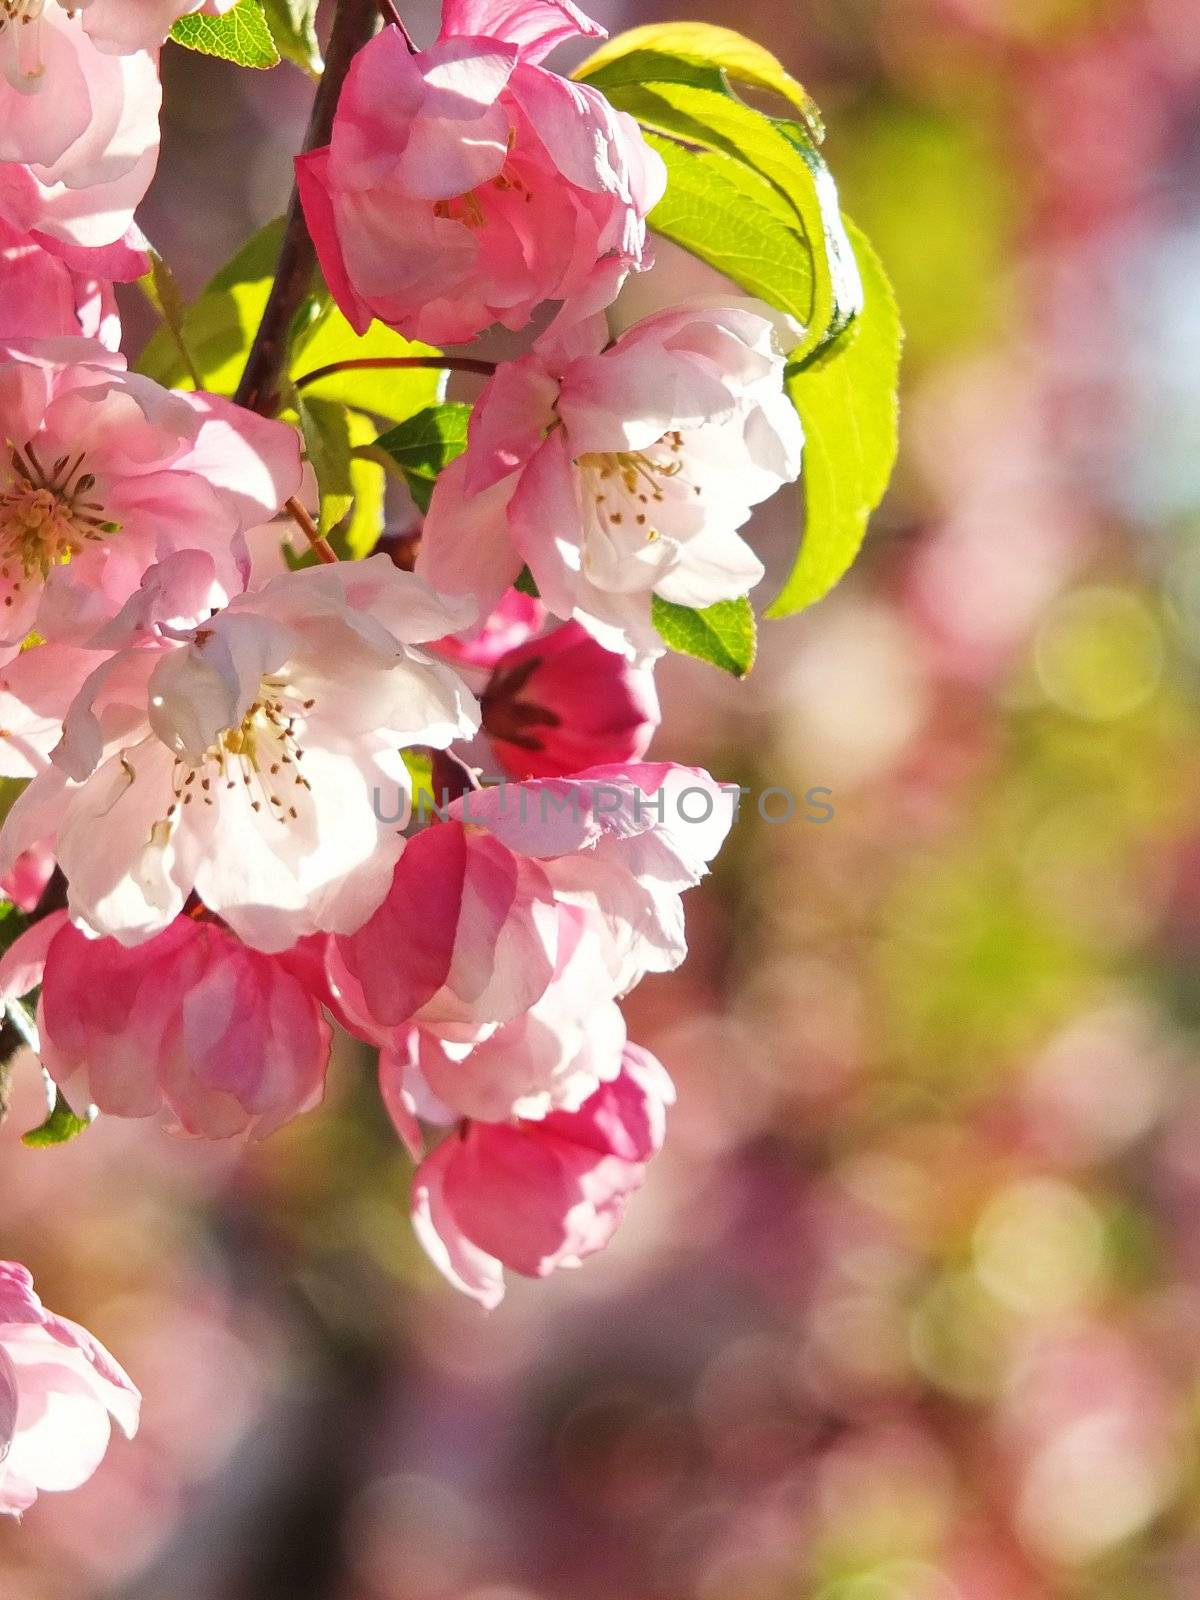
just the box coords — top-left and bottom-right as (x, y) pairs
(0, 910), (331, 1138)
(296, 1), (664, 345)
(481, 619), (660, 779)
(418, 304), (801, 658)
(411, 1043), (673, 1307)
(0, 1260), (139, 1514)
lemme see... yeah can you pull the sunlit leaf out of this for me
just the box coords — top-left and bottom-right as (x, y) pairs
(375, 403), (472, 515)
(170, 0), (279, 67)
(575, 22), (823, 136)
(22, 1087), (95, 1148)
(768, 222), (902, 617)
(651, 595), (757, 677)
(261, 0), (320, 73)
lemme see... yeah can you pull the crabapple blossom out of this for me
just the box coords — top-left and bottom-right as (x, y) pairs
(0, 1261), (139, 1515)
(296, 0), (664, 346)
(0, 909), (331, 1137)
(332, 812), (562, 1032)
(431, 585), (544, 671)
(0, 840), (53, 909)
(337, 762), (732, 1025)
(411, 1044), (674, 1307)
(0, 218), (146, 346)
(481, 619), (659, 779)
(347, 894), (627, 1125)
(417, 302), (803, 658)
(0, 339), (302, 653)
(0, 555), (480, 949)
(0, 9), (160, 251)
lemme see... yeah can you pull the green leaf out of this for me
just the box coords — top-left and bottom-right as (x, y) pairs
(651, 595), (757, 677)
(513, 567), (540, 599)
(767, 222), (902, 618)
(575, 22), (823, 138)
(644, 134), (813, 327)
(292, 307), (447, 425)
(595, 79), (859, 356)
(297, 395), (355, 534)
(22, 1087), (94, 1148)
(170, 0), (279, 66)
(139, 249), (201, 387)
(136, 217), (285, 391)
(261, 0), (320, 74)
(375, 403), (472, 515)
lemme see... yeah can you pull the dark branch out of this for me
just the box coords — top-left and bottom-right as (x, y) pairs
(233, 0), (382, 416)
(293, 355), (497, 391)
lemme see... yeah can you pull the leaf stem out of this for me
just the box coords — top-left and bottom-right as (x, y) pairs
(286, 495), (339, 564)
(293, 354), (497, 390)
(233, 0), (381, 416)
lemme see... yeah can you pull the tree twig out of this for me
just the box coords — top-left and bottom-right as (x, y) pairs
(286, 495), (339, 565)
(375, 0), (416, 49)
(233, 0), (381, 417)
(294, 354), (497, 391)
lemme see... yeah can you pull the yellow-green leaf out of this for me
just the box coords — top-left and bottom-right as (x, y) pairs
(170, 0), (279, 67)
(575, 21), (823, 138)
(651, 595), (757, 677)
(767, 222), (903, 617)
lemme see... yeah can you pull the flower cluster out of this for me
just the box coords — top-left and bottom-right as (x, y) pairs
(0, 0), (817, 1515)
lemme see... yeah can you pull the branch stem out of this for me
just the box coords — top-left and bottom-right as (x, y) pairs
(233, 0), (381, 417)
(286, 496), (339, 564)
(375, 1), (416, 49)
(294, 354), (497, 391)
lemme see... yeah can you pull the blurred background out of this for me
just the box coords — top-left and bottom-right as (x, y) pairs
(7, 0), (1200, 1594)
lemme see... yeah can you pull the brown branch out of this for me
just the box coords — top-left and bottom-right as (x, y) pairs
(375, 0), (416, 49)
(233, 0), (382, 417)
(293, 354), (497, 391)
(286, 495), (339, 565)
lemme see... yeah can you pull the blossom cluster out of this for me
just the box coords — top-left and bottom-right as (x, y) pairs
(0, 0), (811, 1514)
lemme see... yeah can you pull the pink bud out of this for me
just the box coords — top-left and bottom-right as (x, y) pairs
(1, 912), (332, 1139)
(411, 1045), (673, 1307)
(431, 586), (545, 671)
(482, 620), (660, 779)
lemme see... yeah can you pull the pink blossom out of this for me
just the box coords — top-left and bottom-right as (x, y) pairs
(418, 303), (803, 658)
(0, 557), (480, 949)
(411, 1044), (674, 1307)
(376, 901), (627, 1125)
(296, 3), (664, 346)
(0, 1260), (139, 1515)
(0, 11), (160, 251)
(333, 812), (561, 1032)
(338, 763), (733, 1022)
(431, 585), (544, 670)
(0, 840), (53, 909)
(0, 339), (303, 650)
(481, 619), (659, 779)
(0, 218), (145, 347)
(0, 910), (331, 1138)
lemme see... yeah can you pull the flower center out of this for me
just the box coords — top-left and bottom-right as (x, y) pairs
(431, 136), (533, 230)
(0, 0), (62, 83)
(168, 678), (317, 826)
(577, 432), (699, 545)
(0, 443), (115, 610)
